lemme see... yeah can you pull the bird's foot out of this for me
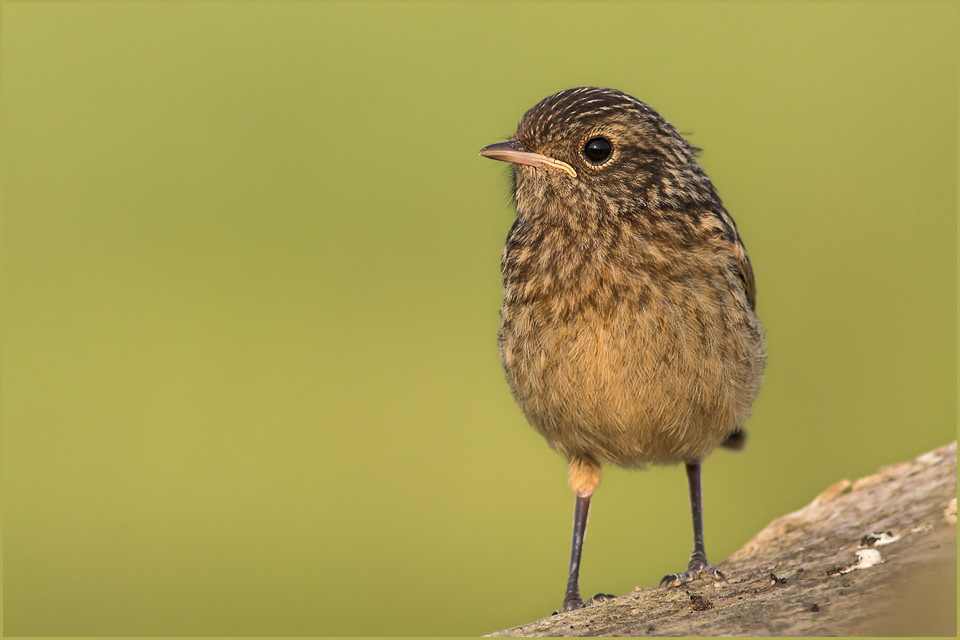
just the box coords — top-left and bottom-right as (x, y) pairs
(587, 592), (616, 606)
(659, 562), (724, 588)
(562, 592), (615, 612)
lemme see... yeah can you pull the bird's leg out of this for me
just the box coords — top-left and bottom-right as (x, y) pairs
(660, 462), (725, 588)
(562, 492), (591, 611)
(562, 459), (614, 611)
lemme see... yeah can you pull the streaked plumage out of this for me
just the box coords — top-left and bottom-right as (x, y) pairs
(480, 87), (765, 611)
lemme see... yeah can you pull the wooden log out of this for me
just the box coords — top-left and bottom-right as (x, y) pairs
(489, 442), (957, 637)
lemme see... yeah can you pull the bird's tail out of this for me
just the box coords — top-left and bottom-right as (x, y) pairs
(720, 427), (747, 451)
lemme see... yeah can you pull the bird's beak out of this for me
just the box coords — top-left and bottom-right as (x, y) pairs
(478, 140), (577, 178)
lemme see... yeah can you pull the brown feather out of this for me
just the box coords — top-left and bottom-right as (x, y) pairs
(495, 87), (766, 468)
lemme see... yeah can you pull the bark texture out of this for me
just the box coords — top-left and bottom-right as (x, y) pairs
(489, 442), (958, 637)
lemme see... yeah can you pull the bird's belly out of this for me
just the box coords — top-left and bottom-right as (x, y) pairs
(500, 300), (762, 467)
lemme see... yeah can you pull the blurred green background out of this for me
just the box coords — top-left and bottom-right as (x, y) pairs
(3, 4), (956, 636)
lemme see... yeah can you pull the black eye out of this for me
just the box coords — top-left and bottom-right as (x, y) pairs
(583, 137), (613, 164)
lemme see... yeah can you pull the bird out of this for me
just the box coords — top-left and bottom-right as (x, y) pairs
(478, 87), (766, 612)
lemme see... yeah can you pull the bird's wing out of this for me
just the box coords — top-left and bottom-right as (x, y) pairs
(732, 236), (757, 311)
(714, 209), (757, 311)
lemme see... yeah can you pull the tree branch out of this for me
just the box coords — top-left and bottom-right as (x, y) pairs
(489, 442), (957, 637)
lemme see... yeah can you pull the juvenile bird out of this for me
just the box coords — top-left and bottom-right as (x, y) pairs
(479, 87), (765, 612)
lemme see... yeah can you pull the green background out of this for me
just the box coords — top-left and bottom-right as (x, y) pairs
(3, 4), (956, 636)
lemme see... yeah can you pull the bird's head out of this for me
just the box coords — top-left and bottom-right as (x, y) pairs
(480, 87), (718, 223)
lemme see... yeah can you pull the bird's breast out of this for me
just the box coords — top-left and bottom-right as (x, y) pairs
(498, 221), (764, 466)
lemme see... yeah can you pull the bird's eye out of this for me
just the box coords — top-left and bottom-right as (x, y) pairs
(583, 137), (613, 164)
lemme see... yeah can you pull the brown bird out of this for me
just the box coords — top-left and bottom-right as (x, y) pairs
(479, 87), (765, 612)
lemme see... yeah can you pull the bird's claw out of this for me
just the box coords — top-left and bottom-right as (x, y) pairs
(587, 592), (616, 606)
(562, 592), (615, 612)
(660, 564), (725, 588)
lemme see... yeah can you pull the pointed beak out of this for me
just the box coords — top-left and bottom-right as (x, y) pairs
(478, 140), (577, 178)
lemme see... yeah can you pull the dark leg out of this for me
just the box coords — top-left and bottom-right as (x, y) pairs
(561, 460), (615, 612)
(562, 494), (591, 611)
(660, 462), (725, 588)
